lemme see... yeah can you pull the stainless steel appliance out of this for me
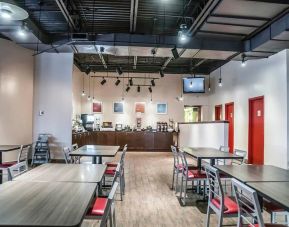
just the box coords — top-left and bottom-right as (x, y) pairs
(115, 124), (123, 131)
(81, 114), (94, 131)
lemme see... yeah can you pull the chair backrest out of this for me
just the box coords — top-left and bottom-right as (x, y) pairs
(17, 145), (31, 163)
(62, 146), (71, 164)
(219, 146), (230, 153)
(178, 150), (189, 172)
(171, 146), (180, 167)
(233, 149), (247, 165)
(8, 161), (28, 181)
(100, 182), (119, 227)
(232, 178), (264, 226)
(204, 165), (225, 211)
(72, 143), (78, 151)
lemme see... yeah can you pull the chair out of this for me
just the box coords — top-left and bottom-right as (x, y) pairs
(205, 165), (238, 227)
(217, 146), (230, 165)
(0, 145), (30, 180)
(232, 178), (287, 227)
(233, 149), (247, 165)
(71, 143), (81, 163)
(105, 144), (127, 167)
(178, 150), (207, 205)
(7, 161), (28, 181)
(31, 134), (50, 165)
(263, 199), (289, 226)
(86, 171), (119, 227)
(171, 145), (182, 191)
(62, 146), (73, 164)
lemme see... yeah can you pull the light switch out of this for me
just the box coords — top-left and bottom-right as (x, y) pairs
(257, 110), (261, 117)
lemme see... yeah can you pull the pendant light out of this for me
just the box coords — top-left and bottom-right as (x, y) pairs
(82, 74), (86, 96)
(208, 74), (211, 92)
(218, 67), (222, 87)
(87, 75), (91, 101)
(241, 54), (246, 67)
(92, 73), (95, 101)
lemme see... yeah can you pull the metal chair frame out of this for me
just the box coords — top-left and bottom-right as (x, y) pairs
(7, 161), (28, 181)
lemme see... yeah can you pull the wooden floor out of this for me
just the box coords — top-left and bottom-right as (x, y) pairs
(82, 152), (253, 227)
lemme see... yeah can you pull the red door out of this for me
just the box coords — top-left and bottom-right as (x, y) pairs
(248, 96), (264, 164)
(215, 105), (222, 120)
(225, 103), (234, 153)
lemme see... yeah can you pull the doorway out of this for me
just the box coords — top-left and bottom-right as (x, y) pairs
(215, 105), (222, 121)
(184, 106), (201, 122)
(248, 96), (264, 164)
(225, 102), (234, 153)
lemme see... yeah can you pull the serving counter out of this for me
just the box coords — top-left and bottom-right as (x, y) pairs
(72, 131), (176, 151)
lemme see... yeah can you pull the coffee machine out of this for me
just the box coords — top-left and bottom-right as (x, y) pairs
(81, 114), (94, 131)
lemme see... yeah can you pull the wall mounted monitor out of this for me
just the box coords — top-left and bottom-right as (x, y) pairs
(183, 77), (205, 93)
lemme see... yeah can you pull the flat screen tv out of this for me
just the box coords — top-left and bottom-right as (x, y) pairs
(183, 77), (205, 93)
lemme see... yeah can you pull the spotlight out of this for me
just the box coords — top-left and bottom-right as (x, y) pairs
(137, 86), (140, 93)
(0, 9), (12, 20)
(116, 66), (123, 75)
(241, 54), (246, 67)
(171, 47), (179, 59)
(151, 79), (155, 87)
(218, 78), (222, 87)
(148, 87), (152, 93)
(82, 91), (86, 96)
(178, 24), (188, 43)
(101, 77), (106, 85)
(115, 78), (121, 86)
(129, 78), (133, 86)
(85, 66), (91, 75)
(160, 70), (164, 78)
(126, 86), (130, 92)
(17, 22), (27, 38)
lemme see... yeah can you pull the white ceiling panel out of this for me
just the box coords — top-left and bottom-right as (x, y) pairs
(202, 23), (256, 35)
(214, 0), (288, 19)
(194, 50), (236, 60)
(207, 16), (266, 27)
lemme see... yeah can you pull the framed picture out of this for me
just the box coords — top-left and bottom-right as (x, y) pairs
(135, 102), (145, 113)
(93, 101), (102, 113)
(156, 103), (168, 114)
(113, 102), (124, 113)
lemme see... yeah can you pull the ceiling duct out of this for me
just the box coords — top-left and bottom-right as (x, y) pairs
(71, 33), (88, 41)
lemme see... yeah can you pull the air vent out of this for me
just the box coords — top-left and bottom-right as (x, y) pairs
(71, 33), (88, 41)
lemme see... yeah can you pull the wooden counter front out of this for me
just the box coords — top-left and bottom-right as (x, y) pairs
(72, 131), (175, 151)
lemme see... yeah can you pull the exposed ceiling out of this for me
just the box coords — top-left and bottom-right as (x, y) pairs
(1, 0), (289, 74)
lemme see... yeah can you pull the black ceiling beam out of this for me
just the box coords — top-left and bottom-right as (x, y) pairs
(130, 0), (139, 33)
(56, 33), (243, 52)
(55, 0), (76, 31)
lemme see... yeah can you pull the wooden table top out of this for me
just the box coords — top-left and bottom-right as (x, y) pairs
(0, 145), (21, 152)
(215, 165), (289, 182)
(183, 147), (242, 159)
(0, 181), (96, 227)
(70, 145), (119, 157)
(14, 163), (106, 183)
(248, 182), (289, 211)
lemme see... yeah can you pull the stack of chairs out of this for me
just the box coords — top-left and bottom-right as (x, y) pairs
(31, 134), (51, 165)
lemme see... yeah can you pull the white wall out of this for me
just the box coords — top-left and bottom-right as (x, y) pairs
(72, 65), (82, 118)
(0, 39), (34, 162)
(73, 68), (210, 128)
(209, 50), (288, 169)
(33, 53), (74, 159)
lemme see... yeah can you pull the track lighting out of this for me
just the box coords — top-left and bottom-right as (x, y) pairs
(129, 78), (133, 86)
(241, 54), (246, 67)
(85, 67), (91, 75)
(115, 78), (121, 86)
(101, 77), (106, 85)
(151, 79), (155, 87)
(171, 47), (179, 59)
(126, 86), (130, 92)
(148, 87), (152, 93)
(137, 86), (140, 93)
(160, 70), (164, 78)
(17, 22), (27, 38)
(116, 66), (123, 75)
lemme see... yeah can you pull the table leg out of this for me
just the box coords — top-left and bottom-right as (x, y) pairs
(210, 159), (215, 166)
(197, 158), (202, 170)
(92, 156), (97, 164)
(98, 156), (102, 164)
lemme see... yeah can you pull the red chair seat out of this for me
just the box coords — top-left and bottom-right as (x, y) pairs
(263, 200), (284, 213)
(254, 224), (287, 227)
(0, 161), (17, 168)
(105, 166), (117, 175)
(211, 196), (238, 214)
(91, 197), (108, 216)
(186, 170), (206, 179)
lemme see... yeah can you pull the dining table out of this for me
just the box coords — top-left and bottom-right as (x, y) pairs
(13, 163), (106, 183)
(0, 180), (96, 227)
(69, 145), (120, 164)
(182, 147), (243, 169)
